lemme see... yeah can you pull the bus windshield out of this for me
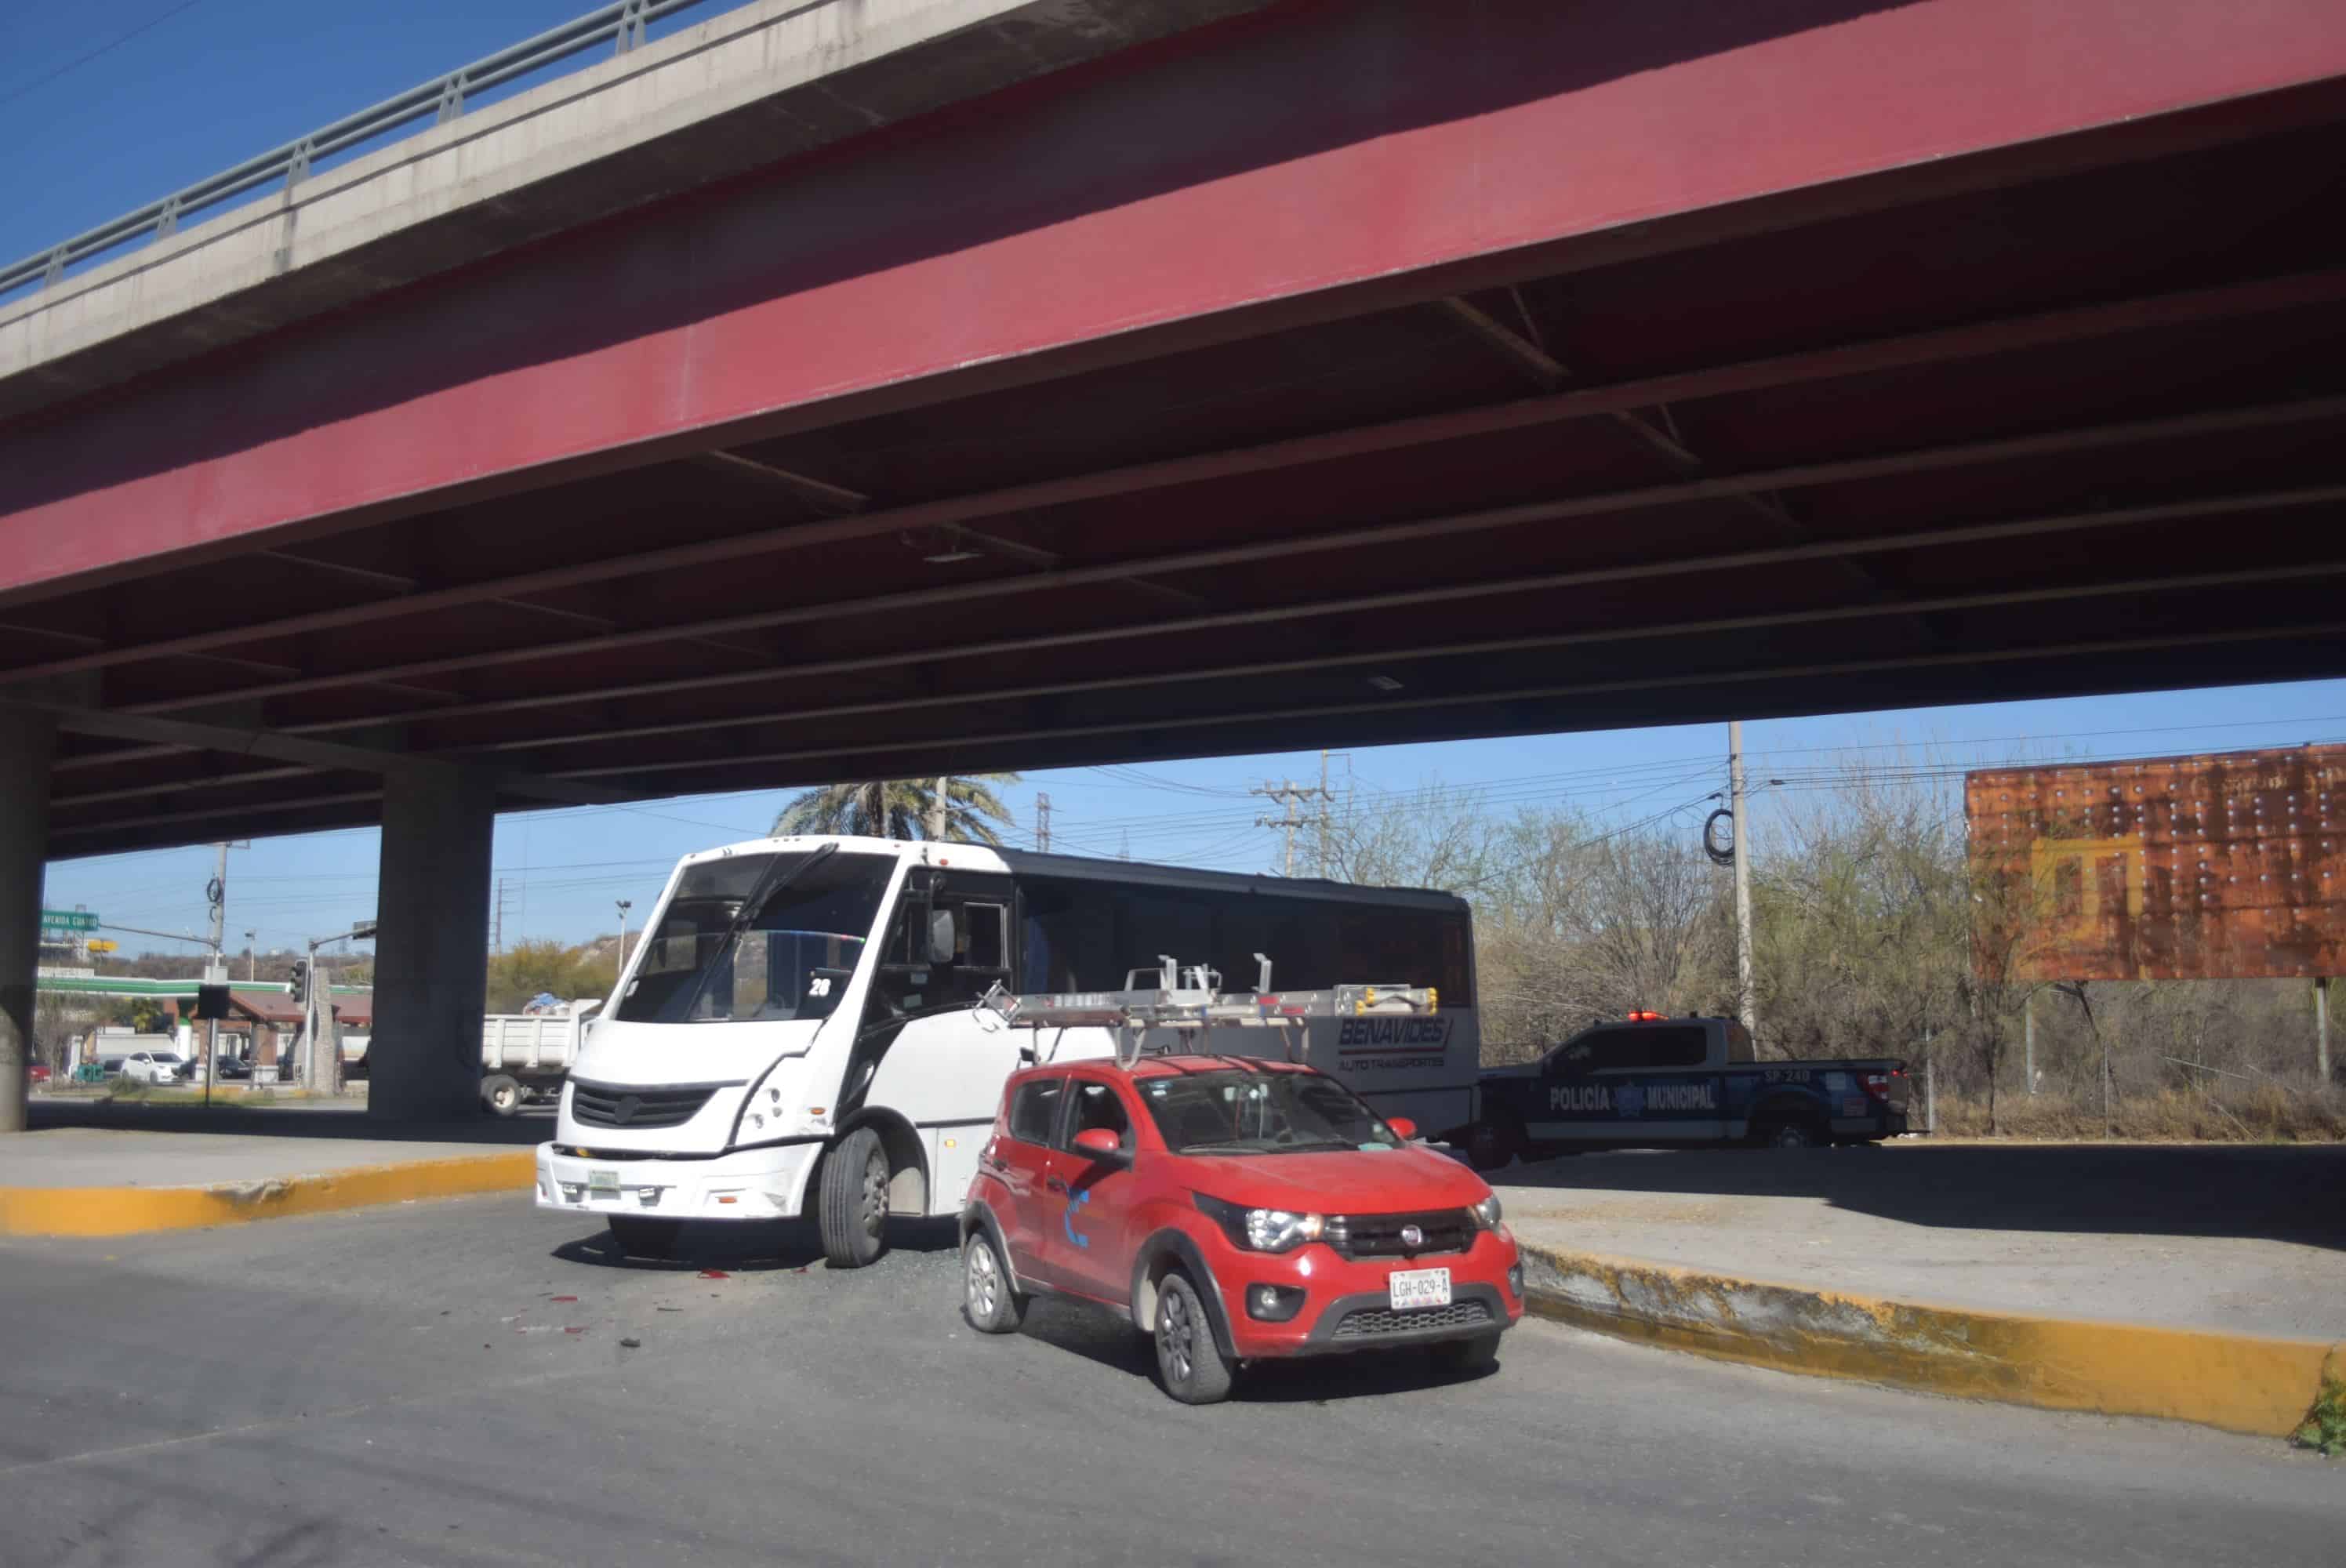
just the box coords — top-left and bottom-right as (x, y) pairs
(614, 851), (894, 1025)
(1137, 1069), (1403, 1155)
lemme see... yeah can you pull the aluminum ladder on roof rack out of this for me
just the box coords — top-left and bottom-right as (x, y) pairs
(973, 953), (1440, 1069)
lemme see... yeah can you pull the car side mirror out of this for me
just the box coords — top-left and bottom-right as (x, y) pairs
(927, 908), (957, 964)
(1385, 1116), (1418, 1142)
(1071, 1127), (1128, 1165)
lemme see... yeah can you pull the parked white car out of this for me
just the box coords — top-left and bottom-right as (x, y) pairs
(121, 1051), (187, 1084)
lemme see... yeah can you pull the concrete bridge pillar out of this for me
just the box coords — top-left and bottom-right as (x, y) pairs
(368, 768), (495, 1122)
(0, 704), (57, 1134)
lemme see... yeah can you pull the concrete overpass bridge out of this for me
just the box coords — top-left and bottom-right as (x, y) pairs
(5, 0), (2346, 1121)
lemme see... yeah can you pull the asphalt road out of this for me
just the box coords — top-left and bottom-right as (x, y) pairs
(1, 1199), (2334, 1568)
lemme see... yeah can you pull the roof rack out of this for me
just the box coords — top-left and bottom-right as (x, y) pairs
(974, 953), (1437, 1069)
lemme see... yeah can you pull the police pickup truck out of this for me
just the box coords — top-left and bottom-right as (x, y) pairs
(1465, 1012), (1909, 1168)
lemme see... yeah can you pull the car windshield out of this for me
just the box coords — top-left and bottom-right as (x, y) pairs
(613, 851), (893, 1025)
(1138, 1069), (1402, 1154)
(151, 1054), (184, 1065)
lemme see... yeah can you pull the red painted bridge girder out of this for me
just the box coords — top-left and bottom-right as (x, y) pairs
(8, 0), (2346, 600)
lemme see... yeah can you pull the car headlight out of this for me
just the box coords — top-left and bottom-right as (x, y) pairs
(1194, 1192), (1324, 1253)
(1472, 1194), (1503, 1229)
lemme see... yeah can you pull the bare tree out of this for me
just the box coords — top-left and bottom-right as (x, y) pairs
(1321, 779), (1494, 890)
(1287, 749), (2337, 1132)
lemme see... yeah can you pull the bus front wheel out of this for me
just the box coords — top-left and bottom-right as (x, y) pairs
(818, 1127), (891, 1269)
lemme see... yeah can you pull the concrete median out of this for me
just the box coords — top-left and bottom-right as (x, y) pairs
(0, 1149), (537, 1238)
(1518, 1238), (2344, 1439)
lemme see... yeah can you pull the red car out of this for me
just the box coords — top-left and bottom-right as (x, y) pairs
(27, 1063), (50, 1085)
(961, 1054), (1523, 1403)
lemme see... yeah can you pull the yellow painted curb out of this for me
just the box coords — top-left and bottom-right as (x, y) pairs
(1519, 1240), (2342, 1439)
(0, 1151), (538, 1238)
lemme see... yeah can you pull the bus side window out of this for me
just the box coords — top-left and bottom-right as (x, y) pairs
(1018, 877), (1115, 990)
(958, 902), (1008, 971)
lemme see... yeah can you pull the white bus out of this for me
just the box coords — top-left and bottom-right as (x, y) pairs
(536, 835), (1479, 1265)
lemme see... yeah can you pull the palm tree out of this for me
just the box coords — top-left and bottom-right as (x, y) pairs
(772, 774), (1022, 845)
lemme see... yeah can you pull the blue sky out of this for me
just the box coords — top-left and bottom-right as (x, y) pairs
(49, 688), (2346, 958)
(16, 5), (2346, 958)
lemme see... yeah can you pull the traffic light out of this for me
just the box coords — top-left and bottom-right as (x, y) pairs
(288, 960), (307, 1004)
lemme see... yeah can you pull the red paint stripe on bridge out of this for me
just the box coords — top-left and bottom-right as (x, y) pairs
(5, 0), (2344, 602)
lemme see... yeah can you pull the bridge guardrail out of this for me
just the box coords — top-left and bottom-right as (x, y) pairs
(1, 0), (732, 301)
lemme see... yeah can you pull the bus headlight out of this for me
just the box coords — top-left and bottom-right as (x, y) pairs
(729, 1058), (806, 1145)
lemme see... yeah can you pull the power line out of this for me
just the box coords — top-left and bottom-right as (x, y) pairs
(0, 1), (210, 111)
(45, 713), (2346, 924)
(1039, 757), (1728, 845)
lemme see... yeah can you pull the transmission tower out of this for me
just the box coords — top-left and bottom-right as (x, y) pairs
(494, 877), (521, 953)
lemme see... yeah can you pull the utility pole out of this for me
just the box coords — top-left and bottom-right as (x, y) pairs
(1316, 750), (1331, 877)
(303, 920), (376, 1096)
(493, 878), (510, 953)
(2025, 989), (2038, 1095)
(304, 940), (324, 1094)
(2319, 976), (2332, 1085)
(1729, 721), (1757, 1043)
(202, 844), (228, 1091)
(616, 899), (633, 970)
(245, 931), (256, 985)
(928, 775), (950, 840)
(1254, 775), (1332, 878)
(1033, 793), (1053, 853)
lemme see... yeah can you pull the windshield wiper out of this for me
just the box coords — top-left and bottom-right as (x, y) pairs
(671, 843), (839, 1022)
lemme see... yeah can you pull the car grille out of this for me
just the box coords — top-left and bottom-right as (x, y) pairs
(1331, 1299), (1494, 1340)
(1325, 1208), (1475, 1260)
(570, 1081), (721, 1131)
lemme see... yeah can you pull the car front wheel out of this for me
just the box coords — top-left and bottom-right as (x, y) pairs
(1153, 1272), (1234, 1405)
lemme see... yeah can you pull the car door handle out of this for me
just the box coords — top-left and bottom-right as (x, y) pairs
(1044, 1174), (1068, 1193)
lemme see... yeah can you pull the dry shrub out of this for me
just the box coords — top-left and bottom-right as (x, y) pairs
(1934, 1086), (2345, 1142)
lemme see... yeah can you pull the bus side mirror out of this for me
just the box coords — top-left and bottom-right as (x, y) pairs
(928, 909), (957, 964)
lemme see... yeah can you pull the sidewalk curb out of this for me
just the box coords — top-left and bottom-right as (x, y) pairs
(1516, 1240), (2343, 1439)
(0, 1151), (538, 1238)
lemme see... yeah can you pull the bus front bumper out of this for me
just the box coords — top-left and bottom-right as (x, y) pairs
(535, 1140), (822, 1221)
